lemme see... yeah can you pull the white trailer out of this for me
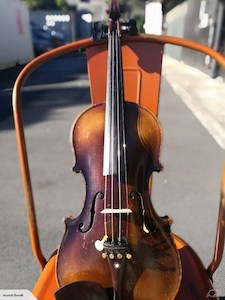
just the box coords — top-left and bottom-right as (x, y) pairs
(0, 0), (34, 70)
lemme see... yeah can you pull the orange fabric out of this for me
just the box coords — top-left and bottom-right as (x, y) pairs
(173, 234), (186, 250)
(33, 255), (58, 300)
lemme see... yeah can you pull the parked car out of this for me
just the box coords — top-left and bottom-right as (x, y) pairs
(31, 22), (65, 56)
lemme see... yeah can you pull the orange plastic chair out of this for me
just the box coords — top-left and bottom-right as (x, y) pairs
(13, 35), (225, 300)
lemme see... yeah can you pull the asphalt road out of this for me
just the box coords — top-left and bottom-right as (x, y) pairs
(0, 53), (224, 297)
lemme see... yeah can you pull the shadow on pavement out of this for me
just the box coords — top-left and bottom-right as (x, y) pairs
(0, 52), (89, 127)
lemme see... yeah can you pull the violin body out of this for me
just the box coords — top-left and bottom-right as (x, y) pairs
(56, 102), (181, 299)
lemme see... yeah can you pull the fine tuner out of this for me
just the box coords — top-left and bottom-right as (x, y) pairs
(95, 235), (132, 263)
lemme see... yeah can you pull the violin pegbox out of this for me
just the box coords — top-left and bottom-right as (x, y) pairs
(92, 19), (138, 42)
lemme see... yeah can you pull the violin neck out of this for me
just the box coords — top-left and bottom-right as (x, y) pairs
(103, 25), (125, 177)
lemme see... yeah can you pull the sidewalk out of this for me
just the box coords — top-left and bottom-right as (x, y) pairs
(161, 56), (225, 297)
(162, 55), (225, 150)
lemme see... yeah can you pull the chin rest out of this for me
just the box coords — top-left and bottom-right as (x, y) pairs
(55, 281), (109, 300)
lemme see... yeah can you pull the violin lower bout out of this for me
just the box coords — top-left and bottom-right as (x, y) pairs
(56, 102), (181, 299)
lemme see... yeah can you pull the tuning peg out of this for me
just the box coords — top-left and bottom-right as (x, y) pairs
(92, 22), (108, 42)
(93, 21), (103, 32)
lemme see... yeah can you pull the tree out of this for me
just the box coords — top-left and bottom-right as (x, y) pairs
(26, 0), (68, 10)
(55, 0), (68, 11)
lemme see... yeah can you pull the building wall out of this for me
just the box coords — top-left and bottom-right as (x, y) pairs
(165, 0), (221, 76)
(182, 0), (218, 72)
(0, 0), (34, 70)
(165, 1), (188, 60)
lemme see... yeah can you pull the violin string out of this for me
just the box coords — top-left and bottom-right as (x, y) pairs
(104, 176), (108, 237)
(103, 30), (113, 240)
(118, 34), (129, 242)
(110, 29), (115, 243)
(115, 28), (122, 243)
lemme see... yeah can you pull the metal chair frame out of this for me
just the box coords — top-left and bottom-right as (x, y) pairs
(12, 34), (225, 299)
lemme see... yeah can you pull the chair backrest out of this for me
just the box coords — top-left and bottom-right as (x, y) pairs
(86, 41), (163, 115)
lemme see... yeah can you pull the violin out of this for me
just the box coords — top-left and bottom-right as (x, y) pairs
(56, 1), (181, 299)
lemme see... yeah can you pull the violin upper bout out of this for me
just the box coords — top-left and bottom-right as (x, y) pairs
(137, 106), (162, 172)
(71, 103), (105, 173)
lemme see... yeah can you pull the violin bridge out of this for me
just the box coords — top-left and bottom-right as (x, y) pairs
(100, 208), (133, 214)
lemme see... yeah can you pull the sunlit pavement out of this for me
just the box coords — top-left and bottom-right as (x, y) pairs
(0, 54), (224, 297)
(163, 56), (225, 150)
